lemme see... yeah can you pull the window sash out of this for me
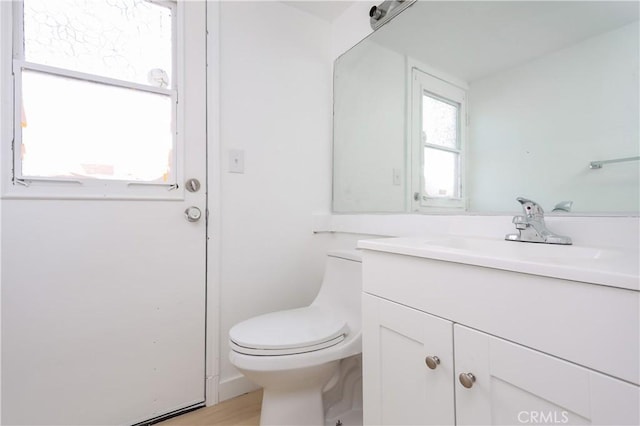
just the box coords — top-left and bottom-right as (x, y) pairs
(422, 90), (461, 152)
(14, 0), (177, 89)
(13, 61), (177, 186)
(10, 0), (180, 193)
(422, 147), (461, 200)
(14, 61), (175, 96)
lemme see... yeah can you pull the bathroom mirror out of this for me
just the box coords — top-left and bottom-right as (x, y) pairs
(333, 1), (639, 214)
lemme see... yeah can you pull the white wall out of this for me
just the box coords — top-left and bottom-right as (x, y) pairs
(330, 1), (373, 60)
(214, 1), (364, 399)
(468, 22), (639, 213)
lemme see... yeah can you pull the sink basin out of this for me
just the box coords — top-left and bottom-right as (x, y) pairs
(358, 236), (639, 291)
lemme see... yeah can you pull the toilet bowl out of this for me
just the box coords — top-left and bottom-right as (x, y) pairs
(228, 250), (362, 426)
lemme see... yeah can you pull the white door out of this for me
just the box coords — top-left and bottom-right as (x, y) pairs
(454, 324), (640, 426)
(362, 294), (455, 426)
(1, 1), (207, 424)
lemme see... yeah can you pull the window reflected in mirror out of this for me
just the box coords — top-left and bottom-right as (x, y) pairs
(422, 93), (460, 199)
(412, 69), (466, 211)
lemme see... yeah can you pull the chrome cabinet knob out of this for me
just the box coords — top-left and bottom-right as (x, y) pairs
(184, 206), (202, 222)
(459, 372), (476, 388)
(425, 356), (440, 370)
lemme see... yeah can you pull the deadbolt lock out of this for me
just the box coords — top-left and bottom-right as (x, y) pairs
(185, 178), (201, 193)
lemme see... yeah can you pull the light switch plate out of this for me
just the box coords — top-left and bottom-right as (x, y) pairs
(229, 149), (245, 173)
(393, 168), (401, 185)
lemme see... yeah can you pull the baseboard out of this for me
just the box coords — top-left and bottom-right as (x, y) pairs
(218, 374), (261, 402)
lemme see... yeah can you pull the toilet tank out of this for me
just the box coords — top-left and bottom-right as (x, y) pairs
(311, 249), (363, 333)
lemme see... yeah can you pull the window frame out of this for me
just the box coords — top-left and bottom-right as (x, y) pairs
(410, 67), (468, 212)
(3, 0), (184, 200)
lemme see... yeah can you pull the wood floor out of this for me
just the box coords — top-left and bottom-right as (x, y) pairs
(159, 390), (262, 426)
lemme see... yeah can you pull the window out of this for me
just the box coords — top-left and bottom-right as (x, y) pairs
(12, 0), (176, 191)
(411, 68), (467, 210)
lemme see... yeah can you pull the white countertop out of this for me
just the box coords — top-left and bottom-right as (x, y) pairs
(358, 236), (639, 291)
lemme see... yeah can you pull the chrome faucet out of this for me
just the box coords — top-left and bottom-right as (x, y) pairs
(505, 197), (572, 245)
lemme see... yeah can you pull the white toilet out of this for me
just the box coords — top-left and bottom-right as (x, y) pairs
(228, 250), (363, 426)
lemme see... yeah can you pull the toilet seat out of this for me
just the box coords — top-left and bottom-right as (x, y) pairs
(229, 306), (349, 356)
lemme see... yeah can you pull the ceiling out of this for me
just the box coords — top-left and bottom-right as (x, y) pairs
(284, 1), (357, 22)
(371, 1), (640, 82)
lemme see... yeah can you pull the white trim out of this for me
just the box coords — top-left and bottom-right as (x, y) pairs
(1, 2), (15, 198)
(11, 0), (23, 61)
(218, 374), (261, 403)
(406, 57), (469, 92)
(2, 191), (184, 201)
(205, 0), (222, 408)
(205, 375), (219, 408)
(15, 61), (175, 96)
(174, 0), (187, 200)
(0, 1), (10, 421)
(177, 0), (208, 408)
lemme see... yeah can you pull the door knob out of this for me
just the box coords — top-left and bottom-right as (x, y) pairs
(184, 206), (202, 222)
(425, 355), (440, 370)
(459, 372), (476, 388)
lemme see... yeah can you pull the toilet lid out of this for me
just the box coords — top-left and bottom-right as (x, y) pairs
(229, 306), (349, 355)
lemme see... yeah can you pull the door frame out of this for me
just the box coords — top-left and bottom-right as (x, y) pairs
(205, 0), (222, 408)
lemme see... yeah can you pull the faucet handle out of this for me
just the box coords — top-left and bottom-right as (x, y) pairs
(552, 201), (573, 212)
(516, 197), (544, 218)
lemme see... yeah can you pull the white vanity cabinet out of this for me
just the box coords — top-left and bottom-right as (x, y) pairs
(360, 243), (640, 426)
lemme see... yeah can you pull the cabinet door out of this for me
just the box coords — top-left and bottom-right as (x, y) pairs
(363, 294), (455, 425)
(454, 324), (640, 425)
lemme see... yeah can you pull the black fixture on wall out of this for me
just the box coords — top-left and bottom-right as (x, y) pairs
(369, 0), (417, 30)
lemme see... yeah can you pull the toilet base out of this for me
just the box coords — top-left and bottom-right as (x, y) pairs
(324, 355), (363, 426)
(238, 361), (340, 426)
(261, 385), (325, 426)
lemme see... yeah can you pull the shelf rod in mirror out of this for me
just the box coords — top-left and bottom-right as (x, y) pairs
(589, 156), (640, 169)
